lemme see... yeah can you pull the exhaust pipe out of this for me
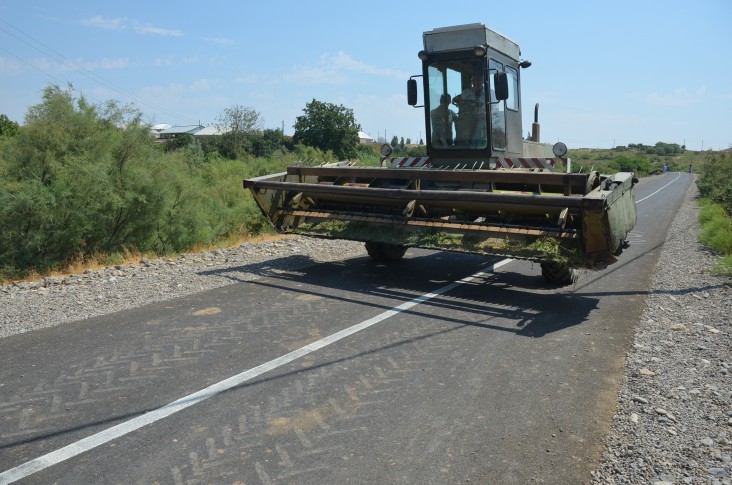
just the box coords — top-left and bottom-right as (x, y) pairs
(531, 103), (540, 142)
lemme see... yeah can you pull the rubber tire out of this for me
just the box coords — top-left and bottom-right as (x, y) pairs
(365, 242), (407, 262)
(540, 261), (579, 286)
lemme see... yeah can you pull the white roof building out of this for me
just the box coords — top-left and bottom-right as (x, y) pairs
(358, 131), (375, 144)
(158, 125), (203, 138)
(194, 125), (229, 136)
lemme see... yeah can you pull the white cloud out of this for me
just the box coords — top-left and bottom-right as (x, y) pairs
(80, 15), (127, 30)
(188, 78), (220, 92)
(645, 86), (706, 106)
(235, 73), (266, 84)
(0, 57), (22, 76)
(1, 54), (128, 76)
(79, 16), (183, 37)
(203, 37), (235, 46)
(149, 78), (221, 97)
(99, 58), (129, 69)
(284, 51), (408, 85)
(153, 57), (174, 68)
(285, 65), (349, 85)
(325, 51), (406, 79)
(133, 22), (183, 37)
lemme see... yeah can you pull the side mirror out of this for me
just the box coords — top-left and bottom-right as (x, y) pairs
(493, 72), (509, 101)
(407, 79), (418, 106)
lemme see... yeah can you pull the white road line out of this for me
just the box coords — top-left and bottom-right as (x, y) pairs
(636, 172), (681, 204)
(0, 258), (513, 484)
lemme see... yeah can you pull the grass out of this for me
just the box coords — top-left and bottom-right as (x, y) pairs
(293, 219), (583, 265)
(698, 199), (732, 277)
(3, 229), (284, 286)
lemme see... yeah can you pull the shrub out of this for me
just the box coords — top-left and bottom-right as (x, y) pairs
(697, 156), (732, 215)
(698, 200), (732, 277)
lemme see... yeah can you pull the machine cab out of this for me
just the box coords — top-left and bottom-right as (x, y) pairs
(408, 24), (525, 159)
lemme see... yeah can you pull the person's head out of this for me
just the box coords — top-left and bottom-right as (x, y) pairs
(440, 94), (451, 106)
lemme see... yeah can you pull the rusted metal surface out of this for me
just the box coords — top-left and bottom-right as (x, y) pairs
(288, 209), (580, 238)
(245, 165), (636, 269)
(285, 166), (588, 192)
(249, 180), (589, 209)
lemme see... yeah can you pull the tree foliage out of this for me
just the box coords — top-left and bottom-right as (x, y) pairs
(217, 104), (263, 159)
(609, 154), (651, 174)
(249, 128), (285, 158)
(0, 85), (258, 278)
(627, 142), (685, 155)
(292, 99), (360, 160)
(697, 155), (732, 215)
(0, 114), (19, 137)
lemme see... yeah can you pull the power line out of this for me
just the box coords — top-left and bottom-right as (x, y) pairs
(0, 45), (64, 85)
(0, 18), (199, 124)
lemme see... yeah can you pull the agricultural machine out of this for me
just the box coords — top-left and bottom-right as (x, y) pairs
(245, 23), (637, 284)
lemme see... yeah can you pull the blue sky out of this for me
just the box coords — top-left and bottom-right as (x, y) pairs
(0, 1), (730, 150)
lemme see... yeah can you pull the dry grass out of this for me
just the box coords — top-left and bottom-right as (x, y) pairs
(3, 232), (292, 285)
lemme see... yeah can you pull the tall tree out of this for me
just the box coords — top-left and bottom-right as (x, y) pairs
(217, 105), (263, 159)
(292, 99), (360, 160)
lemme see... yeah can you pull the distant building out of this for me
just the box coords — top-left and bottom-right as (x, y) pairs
(152, 124), (229, 142)
(150, 123), (172, 139)
(157, 125), (203, 140)
(193, 125), (228, 137)
(358, 131), (375, 144)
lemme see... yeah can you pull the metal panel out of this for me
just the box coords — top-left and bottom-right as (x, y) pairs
(423, 24), (520, 60)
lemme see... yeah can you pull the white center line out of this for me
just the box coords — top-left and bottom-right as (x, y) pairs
(0, 258), (512, 484)
(636, 172), (681, 204)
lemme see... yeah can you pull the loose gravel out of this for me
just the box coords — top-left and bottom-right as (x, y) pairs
(0, 237), (365, 339)
(590, 182), (731, 485)
(0, 180), (729, 484)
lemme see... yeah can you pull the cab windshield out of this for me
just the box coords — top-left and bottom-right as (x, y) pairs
(427, 59), (488, 150)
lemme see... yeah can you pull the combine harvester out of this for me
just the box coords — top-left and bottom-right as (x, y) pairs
(245, 23), (637, 285)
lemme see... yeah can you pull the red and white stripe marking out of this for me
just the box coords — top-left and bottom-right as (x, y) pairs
(382, 157), (432, 168)
(380, 156), (569, 171)
(495, 158), (568, 170)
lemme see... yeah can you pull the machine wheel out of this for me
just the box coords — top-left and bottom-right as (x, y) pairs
(540, 261), (579, 286)
(585, 170), (601, 194)
(365, 242), (407, 262)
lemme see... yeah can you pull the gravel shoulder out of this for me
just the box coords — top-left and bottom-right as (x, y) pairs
(1, 179), (729, 484)
(0, 237), (366, 339)
(590, 180), (731, 485)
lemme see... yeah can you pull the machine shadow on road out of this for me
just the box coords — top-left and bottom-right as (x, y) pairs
(199, 250), (600, 338)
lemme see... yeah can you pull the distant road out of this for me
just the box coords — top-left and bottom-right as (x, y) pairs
(0, 173), (692, 484)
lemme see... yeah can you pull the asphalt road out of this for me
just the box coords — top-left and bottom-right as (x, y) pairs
(0, 172), (692, 485)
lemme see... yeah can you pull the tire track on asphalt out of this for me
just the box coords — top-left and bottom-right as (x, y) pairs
(170, 318), (464, 484)
(1, 261), (511, 484)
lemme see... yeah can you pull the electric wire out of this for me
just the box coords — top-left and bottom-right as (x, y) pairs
(0, 18), (198, 124)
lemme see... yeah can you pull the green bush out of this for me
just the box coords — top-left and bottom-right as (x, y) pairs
(609, 155), (651, 175)
(696, 156), (732, 215)
(699, 201), (728, 225)
(0, 85), (275, 280)
(698, 200), (732, 277)
(698, 205), (732, 253)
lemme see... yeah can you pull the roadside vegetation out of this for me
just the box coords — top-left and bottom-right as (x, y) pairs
(571, 145), (731, 277)
(0, 85), (377, 283)
(695, 154), (732, 276)
(0, 83), (729, 283)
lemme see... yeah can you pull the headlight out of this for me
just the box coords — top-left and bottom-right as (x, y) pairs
(553, 142), (568, 157)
